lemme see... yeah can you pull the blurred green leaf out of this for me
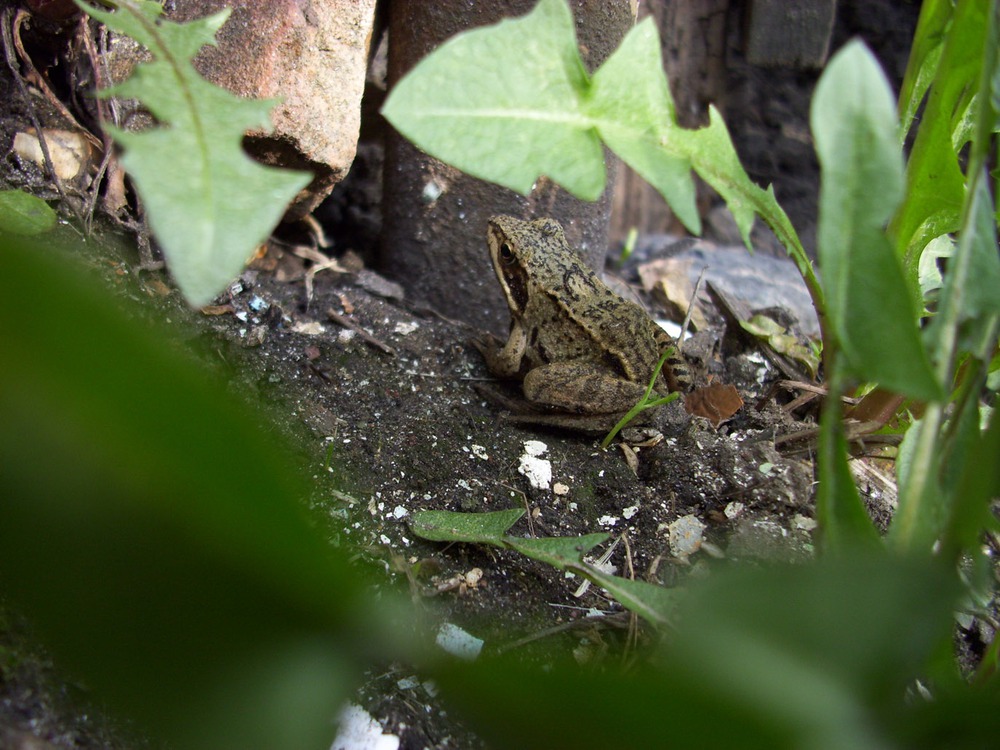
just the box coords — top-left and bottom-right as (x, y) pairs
(437, 554), (958, 750)
(0, 189), (56, 235)
(940, 393), (1000, 561)
(78, 0), (310, 307)
(668, 554), (957, 746)
(812, 40), (941, 401)
(0, 235), (384, 750)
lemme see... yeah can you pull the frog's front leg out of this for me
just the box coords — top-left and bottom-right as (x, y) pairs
(473, 321), (527, 378)
(522, 361), (650, 415)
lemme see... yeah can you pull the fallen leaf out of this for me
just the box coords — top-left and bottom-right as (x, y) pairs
(684, 383), (744, 427)
(740, 314), (820, 378)
(200, 304), (234, 316)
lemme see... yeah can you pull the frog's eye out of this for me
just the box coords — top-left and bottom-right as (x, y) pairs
(499, 242), (515, 263)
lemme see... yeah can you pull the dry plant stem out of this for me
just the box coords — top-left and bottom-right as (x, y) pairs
(677, 264), (707, 348)
(78, 15), (117, 229)
(2, 9), (86, 229)
(326, 308), (396, 355)
(10, 10), (91, 134)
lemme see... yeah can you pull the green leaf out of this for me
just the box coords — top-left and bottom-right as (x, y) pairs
(815, 370), (882, 551)
(891, 0), (988, 276)
(412, 514), (679, 628)
(589, 19), (699, 232)
(79, 1), (311, 307)
(409, 508), (525, 544)
(812, 40), (941, 401)
(506, 533), (608, 568)
(434, 658), (793, 750)
(897, 0), (952, 140)
(0, 234), (380, 750)
(584, 569), (676, 628)
(740, 314), (820, 378)
(0, 189), (56, 235)
(940, 394), (1000, 560)
(955, 172), (1000, 319)
(380, 0), (604, 200)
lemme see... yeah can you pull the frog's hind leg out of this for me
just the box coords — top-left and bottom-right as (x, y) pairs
(522, 362), (649, 415)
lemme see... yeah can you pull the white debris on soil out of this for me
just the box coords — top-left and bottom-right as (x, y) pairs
(724, 501), (745, 519)
(393, 321), (419, 335)
(793, 514), (818, 531)
(396, 676), (419, 690)
(518, 440), (552, 490)
(598, 515), (619, 527)
(553, 482), (569, 495)
(292, 320), (326, 335)
(435, 622), (483, 661)
(331, 703), (399, 750)
(668, 514), (706, 559)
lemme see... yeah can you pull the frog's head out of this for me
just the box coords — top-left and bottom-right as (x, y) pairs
(486, 215), (567, 317)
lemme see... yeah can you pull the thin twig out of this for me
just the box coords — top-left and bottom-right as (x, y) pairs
(2, 8), (88, 229)
(326, 308), (396, 355)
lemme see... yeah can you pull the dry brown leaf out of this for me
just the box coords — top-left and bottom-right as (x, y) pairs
(684, 383), (744, 427)
(200, 304), (234, 316)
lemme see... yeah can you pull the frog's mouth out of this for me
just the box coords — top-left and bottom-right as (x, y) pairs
(500, 262), (529, 315)
(487, 224), (529, 315)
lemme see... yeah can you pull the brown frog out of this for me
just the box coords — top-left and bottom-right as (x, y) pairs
(474, 215), (690, 431)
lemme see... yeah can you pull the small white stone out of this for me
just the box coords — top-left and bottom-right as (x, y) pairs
(553, 482), (570, 496)
(724, 501), (745, 519)
(518, 455), (552, 490)
(622, 504), (640, 520)
(668, 514), (706, 559)
(522, 439), (548, 457)
(292, 320), (325, 335)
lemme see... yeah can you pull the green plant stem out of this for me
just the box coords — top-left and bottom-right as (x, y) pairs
(600, 350), (679, 448)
